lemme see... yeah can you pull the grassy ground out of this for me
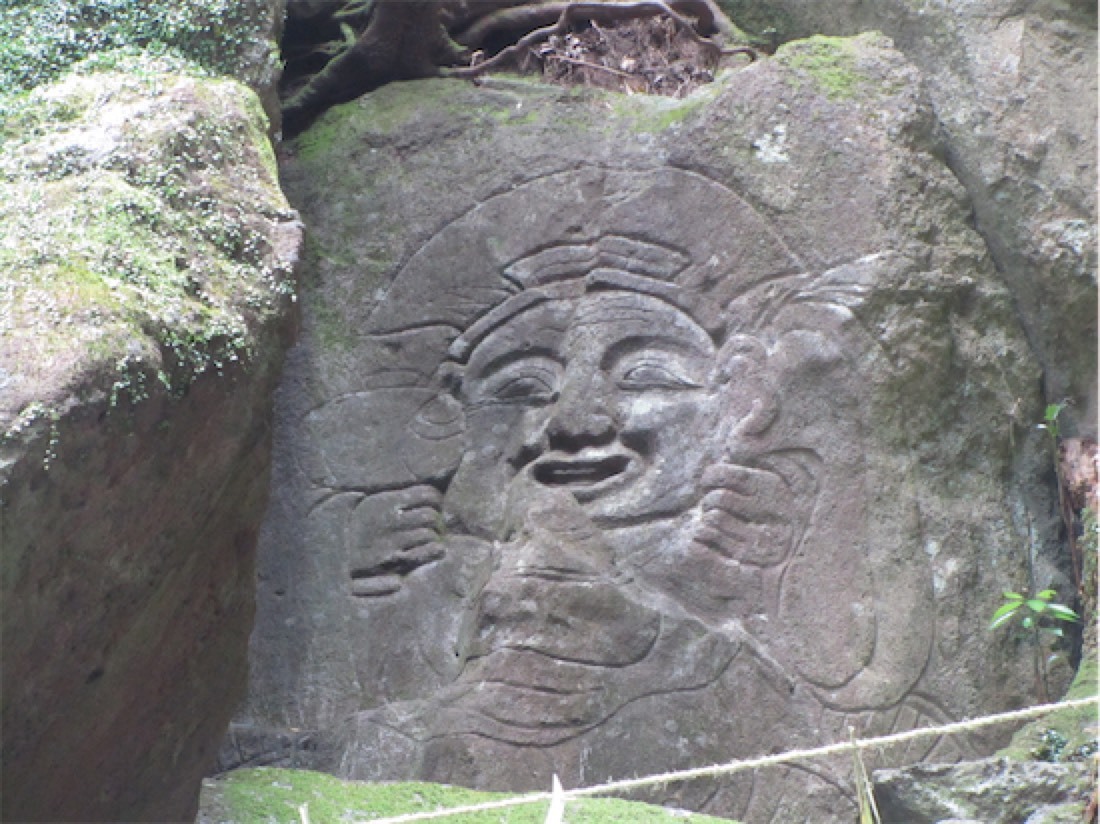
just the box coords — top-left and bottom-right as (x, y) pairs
(198, 768), (741, 824)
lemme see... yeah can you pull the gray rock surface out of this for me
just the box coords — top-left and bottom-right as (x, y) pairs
(722, 0), (1098, 436)
(234, 32), (1077, 822)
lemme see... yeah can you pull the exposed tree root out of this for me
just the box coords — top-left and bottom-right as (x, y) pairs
(447, 0), (755, 78)
(453, 0), (723, 49)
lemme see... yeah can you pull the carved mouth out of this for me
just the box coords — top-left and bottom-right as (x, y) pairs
(533, 455), (630, 488)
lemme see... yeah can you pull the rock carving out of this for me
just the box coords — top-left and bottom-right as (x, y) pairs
(295, 168), (951, 818)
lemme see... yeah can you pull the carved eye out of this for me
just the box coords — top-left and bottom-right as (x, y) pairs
(491, 374), (557, 404)
(471, 357), (561, 407)
(618, 362), (701, 390)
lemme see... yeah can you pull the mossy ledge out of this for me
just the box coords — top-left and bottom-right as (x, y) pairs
(998, 653), (1099, 763)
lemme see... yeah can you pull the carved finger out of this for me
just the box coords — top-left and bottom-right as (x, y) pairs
(357, 543), (446, 576)
(695, 506), (793, 566)
(350, 575), (402, 598)
(353, 485), (442, 533)
(394, 505), (441, 530)
(389, 527), (443, 552)
(700, 462), (758, 494)
(700, 485), (788, 522)
(390, 485), (444, 510)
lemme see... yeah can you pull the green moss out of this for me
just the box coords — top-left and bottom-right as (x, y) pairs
(489, 107), (540, 126)
(297, 80), (472, 161)
(203, 768), (740, 823)
(310, 296), (356, 353)
(999, 654), (1099, 762)
(0, 0), (278, 100)
(777, 35), (862, 101)
(0, 68), (294, 426)
(713, 0), (793, 42)
(607, 83), (718, 134)
(294, 107), (355, 163)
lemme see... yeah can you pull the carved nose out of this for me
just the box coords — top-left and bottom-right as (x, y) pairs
(544, 377), (616, 449)
(546, 411), (615, 449)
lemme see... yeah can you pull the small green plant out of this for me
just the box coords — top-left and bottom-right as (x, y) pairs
(990, 589), (1079, 702)
(1030, 728), (1069, 762)
(991, 588), (1080, 634)
(1036, 400), (1067, 440)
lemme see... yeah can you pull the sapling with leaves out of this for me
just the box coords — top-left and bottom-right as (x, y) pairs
(1037, 399), (1086, 593)
(990, 588), (1080, 702)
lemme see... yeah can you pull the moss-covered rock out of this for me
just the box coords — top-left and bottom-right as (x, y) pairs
(776, 34), (863, 99)
(704, 0), (1099, 440)
(999, 655), (1099, 764)
(245, 32), (1052, 824)
(874, 756), (1093, 823)
(873, 656), (1097, 822)
(0, 67), (295, 423)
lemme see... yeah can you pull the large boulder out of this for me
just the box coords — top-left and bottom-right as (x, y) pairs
(719, 0), (1098, 436)
(231, 33), (1074, 822)
(0, 41), (300, 824)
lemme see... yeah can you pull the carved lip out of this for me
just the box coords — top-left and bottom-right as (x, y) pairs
(532, 453), (631, 497)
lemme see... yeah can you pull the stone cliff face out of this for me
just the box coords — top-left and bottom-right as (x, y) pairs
(0, 3), (301, 820)
(230, 22), (1093, 821)
(3, 1), (1093, 821)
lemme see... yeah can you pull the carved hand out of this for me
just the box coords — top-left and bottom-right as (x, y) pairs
(347, 485), (445, 596)
(693, 458), (816, 567)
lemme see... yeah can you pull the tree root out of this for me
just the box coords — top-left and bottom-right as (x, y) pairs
(282, 1), (458, 137)
(448, 0), (755, 77)
(454, 0), (720, 48)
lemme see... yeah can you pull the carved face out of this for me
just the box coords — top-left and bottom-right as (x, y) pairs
(446, 290), (718, 534)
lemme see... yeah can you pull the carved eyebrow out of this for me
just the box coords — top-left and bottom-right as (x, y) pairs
(467, 348), (563, 383)
(599, 335), (713, 372)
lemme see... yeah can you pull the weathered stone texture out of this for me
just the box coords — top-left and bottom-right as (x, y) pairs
(874, 757), (1093, 823)
(0, 66), (300, 821)
(234, 33), (1072, 822)
(723, 0), (1098, 435)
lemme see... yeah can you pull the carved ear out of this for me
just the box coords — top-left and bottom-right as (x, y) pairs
(408, 391), (464, 443)
(397, 391), (465, 485)
(305, 388), (464, 489)
(712, 335), (778, 439)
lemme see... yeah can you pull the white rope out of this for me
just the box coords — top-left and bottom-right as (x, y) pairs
(360, 695), (1098, 823)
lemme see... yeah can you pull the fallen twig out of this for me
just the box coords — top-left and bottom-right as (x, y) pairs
(546, 53), (640, 80)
